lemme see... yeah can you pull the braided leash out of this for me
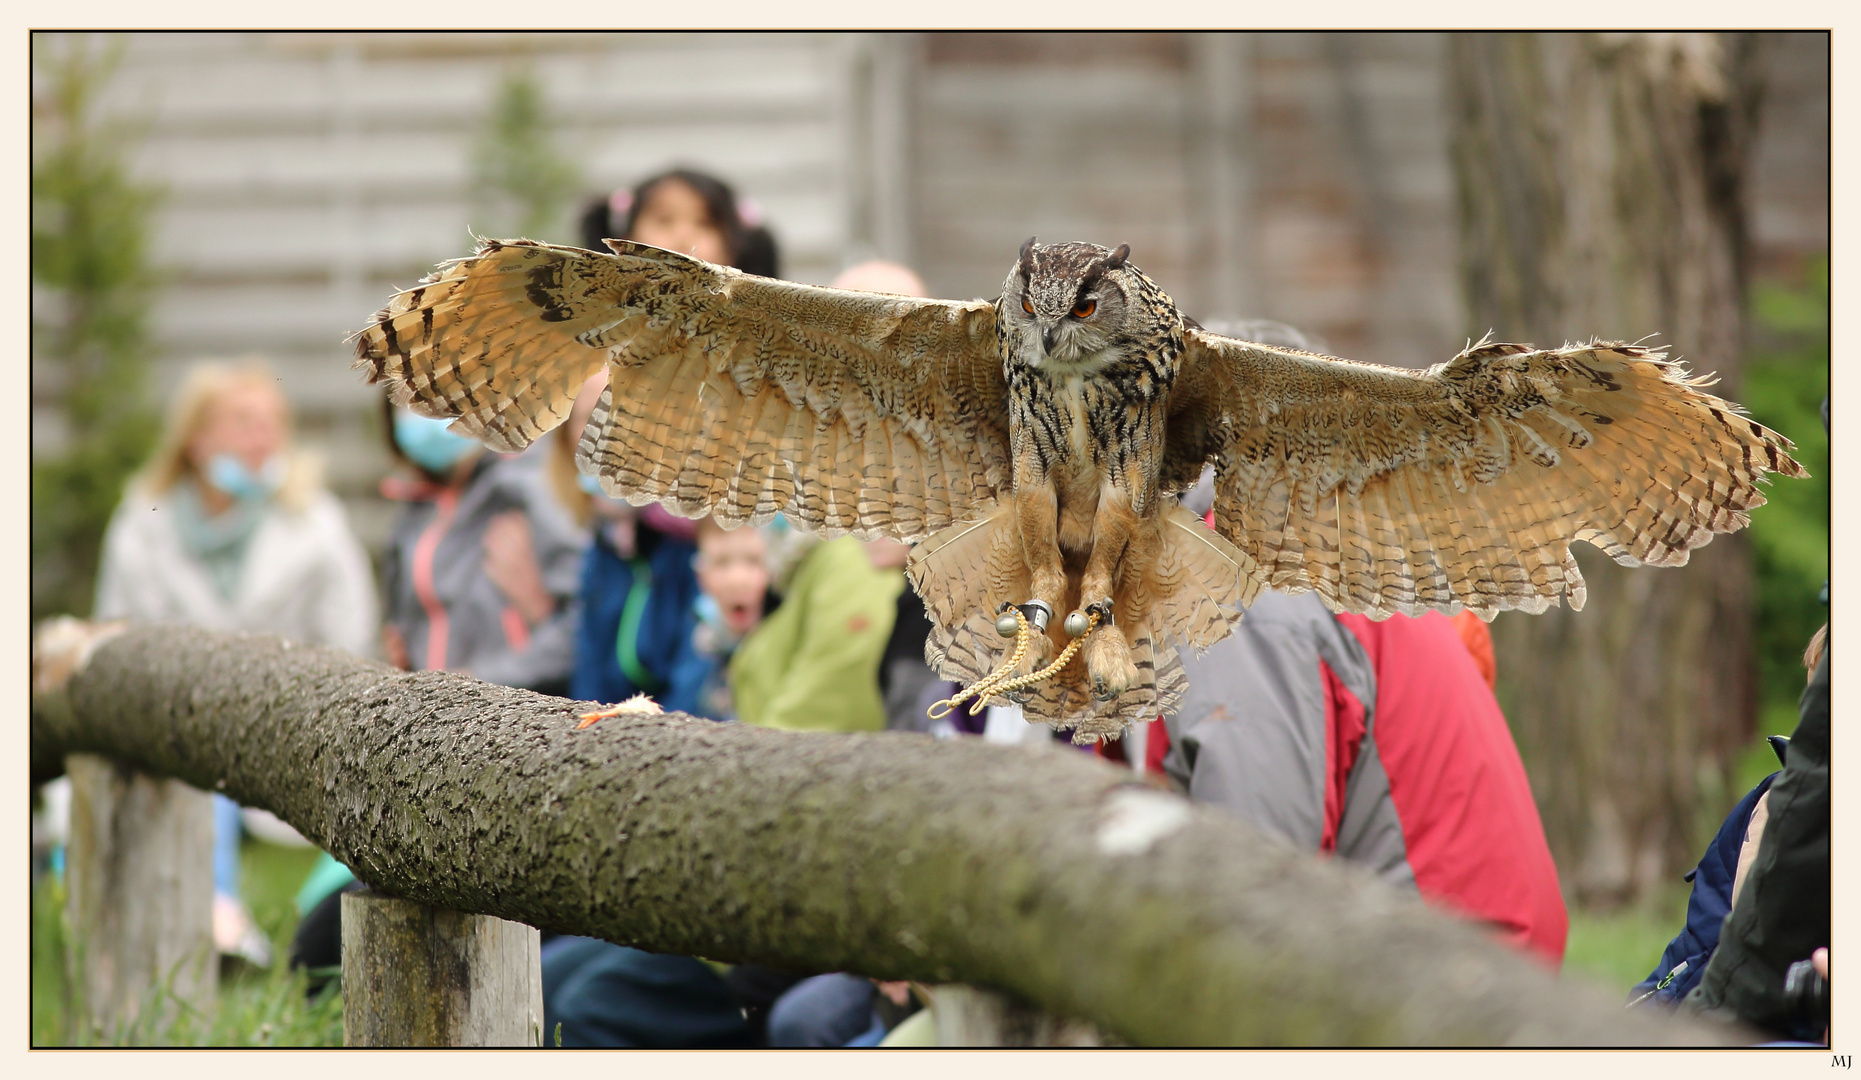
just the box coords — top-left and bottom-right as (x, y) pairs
(927, 605), (1102, 721)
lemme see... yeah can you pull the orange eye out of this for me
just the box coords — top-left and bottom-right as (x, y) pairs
(1072, 299), (1096, 318)
(1021, 297), (1034, 315)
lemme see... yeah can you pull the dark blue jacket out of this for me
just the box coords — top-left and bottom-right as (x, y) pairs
(571, 524), (702, 712)
(1630, 770), (1780, 1008)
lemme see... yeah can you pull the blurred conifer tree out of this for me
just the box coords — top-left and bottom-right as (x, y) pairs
(468, 69), (582, 242)
(32, 34), (164, 622)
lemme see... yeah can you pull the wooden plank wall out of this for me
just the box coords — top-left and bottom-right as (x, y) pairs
(1746, 32), (1829, 276)
(908, 32), (1459, 368)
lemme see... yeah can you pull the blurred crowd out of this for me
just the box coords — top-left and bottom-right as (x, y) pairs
(37, 166), (1829, 1047)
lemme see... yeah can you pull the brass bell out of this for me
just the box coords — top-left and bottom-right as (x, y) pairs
(996, 611), (1022, 638)
(1063, 610), (1091, 638)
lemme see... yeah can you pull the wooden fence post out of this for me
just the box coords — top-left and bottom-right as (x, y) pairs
(341, 889), (544, 1047)
(932, 984), (1110, 1046)
(64, 752), (217, 1039)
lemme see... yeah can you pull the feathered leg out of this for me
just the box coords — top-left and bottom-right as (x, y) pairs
(1077, 488), (1146, 699)
(1009, 476), (1062, 674)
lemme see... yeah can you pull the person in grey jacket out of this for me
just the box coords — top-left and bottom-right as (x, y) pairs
(1162, 589), (1568, 963)
(376, 395), (585, 693)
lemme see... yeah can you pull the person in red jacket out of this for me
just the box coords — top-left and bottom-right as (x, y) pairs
(1107, 587), (1568, 965)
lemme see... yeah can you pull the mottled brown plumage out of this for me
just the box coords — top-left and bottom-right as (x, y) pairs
(354, 236), (1804, 743)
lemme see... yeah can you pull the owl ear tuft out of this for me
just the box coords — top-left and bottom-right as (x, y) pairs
(1018, 237), (1038, 279)
(1105, 244), (1130, 271)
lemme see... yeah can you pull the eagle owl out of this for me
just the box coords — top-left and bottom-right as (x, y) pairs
(354, 237), (1804, 742)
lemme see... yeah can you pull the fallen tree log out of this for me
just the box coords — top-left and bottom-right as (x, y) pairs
(30, 622), (1742, 1046)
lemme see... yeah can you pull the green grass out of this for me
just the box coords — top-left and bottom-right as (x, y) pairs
(32, 838), (344, 1047)
(25, 834), (1722, 1041)
(1561, 887), (1691, 998)
(241, 841), (325, 943)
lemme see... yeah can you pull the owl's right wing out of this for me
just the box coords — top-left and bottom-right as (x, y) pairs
(355, 238), (1011, 540)
(1168, 331), (1805, 619)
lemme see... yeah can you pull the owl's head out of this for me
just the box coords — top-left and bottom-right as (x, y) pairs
(1000, 238), (1140, 374)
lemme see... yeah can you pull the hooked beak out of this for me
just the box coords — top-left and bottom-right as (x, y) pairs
(1041, 325), (1059, 354)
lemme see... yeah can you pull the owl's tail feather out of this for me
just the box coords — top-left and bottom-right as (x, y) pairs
(1152, 509), (1261, 651)
(911, 503), (1255, 742)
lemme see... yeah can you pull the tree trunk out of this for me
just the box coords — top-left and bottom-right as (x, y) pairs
(1447, 32), (1763, 905)
(64, 753), (217, 1038)
(31, 623), (1744, 1046)
(341, 890), (543, 1047)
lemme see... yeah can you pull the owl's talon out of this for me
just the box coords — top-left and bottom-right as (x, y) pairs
(1082, 624), (1136, 701)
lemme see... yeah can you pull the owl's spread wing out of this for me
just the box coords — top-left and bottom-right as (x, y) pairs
(1168, 332), (1806, 619)
(355, 238), (1010, 540)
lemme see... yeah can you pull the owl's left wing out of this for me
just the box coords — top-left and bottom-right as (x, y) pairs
(355, 238), (1010, 541)
(1167, 331), (1805, 619)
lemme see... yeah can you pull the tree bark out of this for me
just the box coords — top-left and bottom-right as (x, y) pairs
(31, 623), (1746, 1046)
(1447, 32), (1764, 904)
(341, 890), (543, 1047)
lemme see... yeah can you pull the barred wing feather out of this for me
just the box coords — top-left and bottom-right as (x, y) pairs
(1176, 333), (1806, 620)
(354, 238), (1011, 541)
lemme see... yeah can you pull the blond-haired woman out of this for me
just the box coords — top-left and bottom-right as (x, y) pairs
(92, 358), (378, 964)
(95, 359), (377, 651)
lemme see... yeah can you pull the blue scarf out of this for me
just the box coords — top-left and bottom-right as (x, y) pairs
(172, 479), (266, 601)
